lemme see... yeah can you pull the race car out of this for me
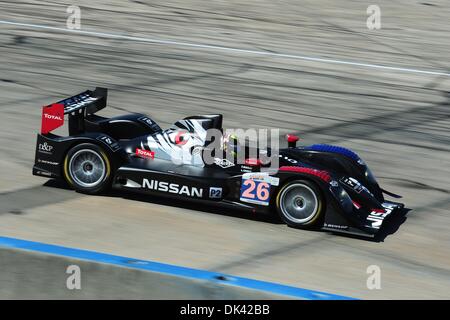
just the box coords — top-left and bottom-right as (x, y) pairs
(33, 87), (404, 238)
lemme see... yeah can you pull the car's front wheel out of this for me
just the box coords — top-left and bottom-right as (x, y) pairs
(276, 179), (325, 228)
(63, 143), (112, 194)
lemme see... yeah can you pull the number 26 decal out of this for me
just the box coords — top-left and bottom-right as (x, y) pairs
(240, 179), (271, 206)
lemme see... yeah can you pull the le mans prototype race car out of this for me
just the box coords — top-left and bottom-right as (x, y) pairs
(33, 87), (404, 238)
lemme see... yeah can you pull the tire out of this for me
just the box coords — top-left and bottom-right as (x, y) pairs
(276, 179), (325, 228)
(63, 143), (112, 194)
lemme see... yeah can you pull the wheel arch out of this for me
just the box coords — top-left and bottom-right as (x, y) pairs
(62, 142), (112, 187)
(58, 133), (125, 179)
(274, 174), (328, 227)
(273, 171), (330, 215)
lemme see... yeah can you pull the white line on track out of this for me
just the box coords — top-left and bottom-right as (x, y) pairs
(1, 19), (450, 77)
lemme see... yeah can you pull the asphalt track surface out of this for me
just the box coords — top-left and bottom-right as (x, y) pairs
(0, 0), (449, 299)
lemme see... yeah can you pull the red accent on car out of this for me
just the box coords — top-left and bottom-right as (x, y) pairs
(135, 148), (155, 159)
(371, 208), (385, 214)
(286, 134), (300, 143)
(286, 134), (300, 148)
(245, 158), (262, 166)
(278, 166), (332, 183)
(175, 131), (188, 146)
(41, 103), (64, 134)
(352, 200), (362, 210)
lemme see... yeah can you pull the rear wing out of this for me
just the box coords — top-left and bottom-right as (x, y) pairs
(59, 87), (107, 115)
(41, 87), (107, 135)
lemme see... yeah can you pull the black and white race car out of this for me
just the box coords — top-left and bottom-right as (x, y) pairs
(33, 87), (404, 238)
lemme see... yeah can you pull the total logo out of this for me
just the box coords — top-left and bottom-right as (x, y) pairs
(136, 148), (154, 159)
(38, 142), (53, 153)
(43, 113), (63, 121)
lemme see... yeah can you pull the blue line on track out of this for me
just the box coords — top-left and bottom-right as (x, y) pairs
(0, 236), (354, 300)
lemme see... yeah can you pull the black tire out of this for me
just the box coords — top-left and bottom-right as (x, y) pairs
(276, 179), (325, 228)
(63, 143), (113, 194)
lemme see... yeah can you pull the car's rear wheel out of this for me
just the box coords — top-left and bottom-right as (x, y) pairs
(276, 179), (324, 228)
(63, 143), (112, 194)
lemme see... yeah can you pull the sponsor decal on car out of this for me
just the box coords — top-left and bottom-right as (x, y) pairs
(214, 157), (234, 168)
(62, 94), (99, 113)
(41, 103), (64, 134)
(43, 113), (63, 121)
(239, 173), (278, 206)
(142, 178), (203, 198)
(37, 159), (59, 166)
(141, 117), (153, 125)
(242, 172), (279, 186)
(279, 154), (298, 164)
(138, 116), (162, 132)
(135, 148), (154, 159)
(97, 135), (120, 152)
(36, 170), (53, 177)
(340, 177), (372, 195)
(209, 187), (223, 199)
(38, 142), (54, 154)
(240, 178), (271, 206)
(324, 223), (349, 230)
(340, 177), (363, 192)
(367, 203), (396, 228)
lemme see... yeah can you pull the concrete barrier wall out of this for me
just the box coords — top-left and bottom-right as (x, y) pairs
(0, 237), (352, 300)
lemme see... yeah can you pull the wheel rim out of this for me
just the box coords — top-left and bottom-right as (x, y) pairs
(68, 149), (106, 188)
(279, 183), (319, 224)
